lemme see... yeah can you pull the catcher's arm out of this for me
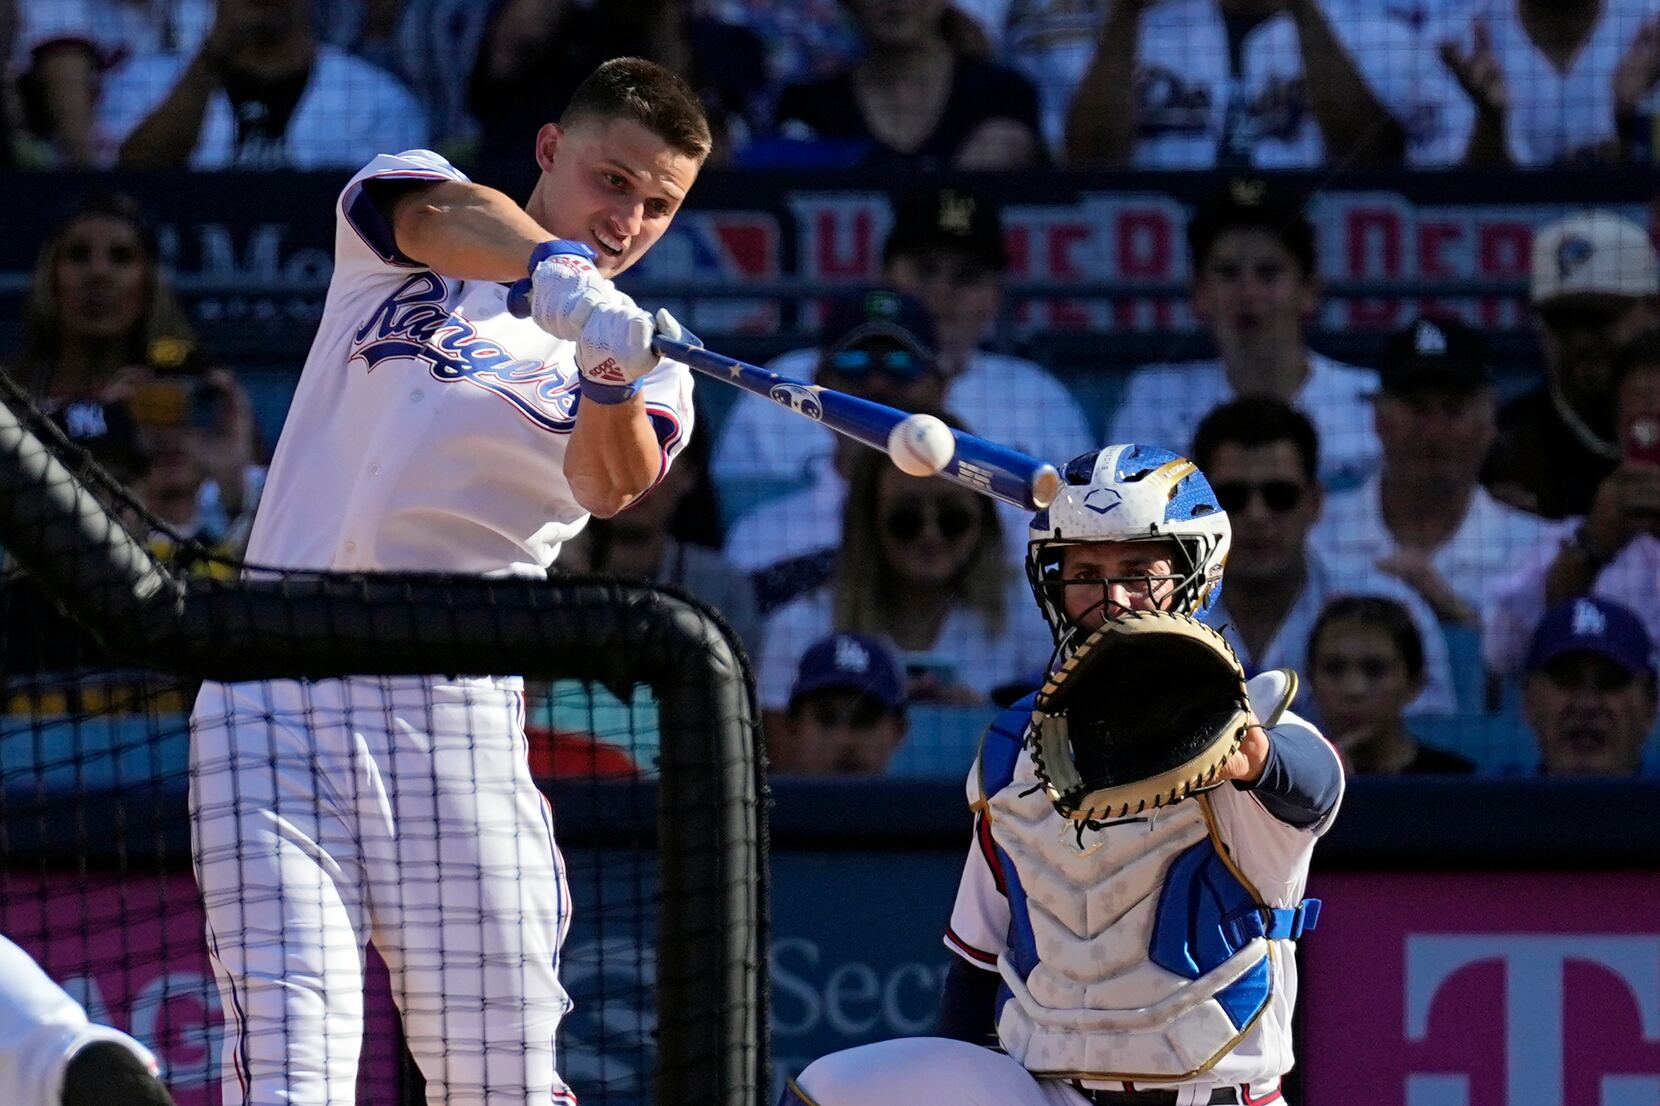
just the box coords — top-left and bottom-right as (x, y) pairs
(1232, 718), (1344, 829)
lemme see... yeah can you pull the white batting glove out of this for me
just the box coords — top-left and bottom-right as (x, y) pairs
(526, 241), (613, 342)
(577, 307), (687, 405)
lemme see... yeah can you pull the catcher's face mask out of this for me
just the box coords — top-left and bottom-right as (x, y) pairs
(1051, 540), (1188, 632)
(1029, 610), (1251, 825)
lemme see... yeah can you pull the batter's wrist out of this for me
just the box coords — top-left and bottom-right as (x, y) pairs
(578, 377), (640, 405)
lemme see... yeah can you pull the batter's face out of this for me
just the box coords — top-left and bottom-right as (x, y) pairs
(786, 690), (905, 775)
(1525, 653), (1656, 776)
(531, 117), (701, 277)
(1308, 620), (1422, 748)
(1193, 230), (1317, 372)
(1204, 440), (1319, 584)
(53, 214), (150, 344)
(1057, 540), (1181, 631)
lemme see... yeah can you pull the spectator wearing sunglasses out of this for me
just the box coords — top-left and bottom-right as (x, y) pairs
(712, 187), (1093, 497)
(1109, 178), (1382, 492)
(777, 632), (909, 775)
(756, 439), (1052, 740)
(722, 290), (949, 605)
(1307, 597), (1475, 776)
(1484, 211), (1660, 520)
(1522, 597), (1656, 776)
(1315, 318), (1550, 627)
(1192, 396), (1456, 717)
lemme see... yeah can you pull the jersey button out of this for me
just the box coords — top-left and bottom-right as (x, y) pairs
(369, 463), (381, 476)
(411, 389), (424, 402)
(344, 541), (357, 555)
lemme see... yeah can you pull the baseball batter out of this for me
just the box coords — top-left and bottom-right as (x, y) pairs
(783, 445), (1345, 1106)
(188, 59), (709, 1106)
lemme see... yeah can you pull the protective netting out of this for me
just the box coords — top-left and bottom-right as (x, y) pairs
(0, 376), (764, 1106)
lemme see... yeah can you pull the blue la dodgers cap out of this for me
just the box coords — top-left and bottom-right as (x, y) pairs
(788, 633), (907, 711)
(1525, 596), (1656, 677)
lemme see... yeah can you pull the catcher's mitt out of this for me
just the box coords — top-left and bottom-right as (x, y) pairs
(1030, 609), (1251, 824)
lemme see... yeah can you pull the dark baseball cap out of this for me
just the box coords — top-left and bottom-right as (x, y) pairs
(789, 633), (907, 712)
(1187, 177), (1316, 275)
(1525, 597), (1656, 677)
(882, 185), (1008, 271)
(818, 289), (938, 380)
(1380, 317), (1492, 394)
(50, 399), (150, 479)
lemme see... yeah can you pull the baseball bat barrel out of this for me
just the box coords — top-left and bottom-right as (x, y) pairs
(501, 286), (1061, 510)
(653, 337), (1060, 512)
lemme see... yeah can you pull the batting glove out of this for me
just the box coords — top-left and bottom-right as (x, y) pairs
(525, 240), (613, 342)
(577, 307), (688, 405)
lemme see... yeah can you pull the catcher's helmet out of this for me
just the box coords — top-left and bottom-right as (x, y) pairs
(1027, 444), (1231, 651)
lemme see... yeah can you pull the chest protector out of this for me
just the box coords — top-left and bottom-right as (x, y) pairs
(977, 680), (1305, 1082)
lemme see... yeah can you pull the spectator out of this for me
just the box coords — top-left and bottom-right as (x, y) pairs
(11, 0), (214, 166)
(1316, 317), (1551, 626)
(102, 0), (428, 169)
(722, 290), (948, 606)
(1065, 0), (1471, 167)
(470, 1), (766, 167)
(772, 0), (1043, 169)
(775, 632), (909, 775)
(714, 187), (1095, 492)
(1110, 178), (1382, 491)
(1484, 211), (1660, 519)
(1307, 596), (1476, 775)
(1440, 0), (1660, 166)
(757, 447), (1052, 736)
(1191, 396), (1456, 716)
(1522, 596), (1656, 776)
(1484, 331), (1660, 679)
(561, 425), (763, 660)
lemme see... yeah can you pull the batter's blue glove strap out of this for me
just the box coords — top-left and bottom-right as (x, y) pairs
(505, 240), (601, 319)
(577, 377), (642, 405)
(1222, 899), (1321, 946)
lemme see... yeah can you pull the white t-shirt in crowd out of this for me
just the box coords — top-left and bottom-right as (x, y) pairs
(1440, 0), (1660, 166)
(99, 44), (430, 169)
(241, 149), (695, 577)
(1483, 526), (1660, 679)
(757, 576), (1054, 710)
(1315, 474), (1554, 614)
(1107, 351), (1382, 491)
(1020, 0), (1473, 167)
(1212, 547), (1457, 717)
(712, 346), (1096, 488)
(15, 0), (213, 70)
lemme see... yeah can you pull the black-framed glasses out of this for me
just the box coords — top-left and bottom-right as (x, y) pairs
(1538, 302), (1630, 335)
(804, 695), (889, 729)
(883, 499), (976, 542)
(1541, 658), (1638, 693)
(828, 348), (927, 380)
(1213, 480), (1304, 514)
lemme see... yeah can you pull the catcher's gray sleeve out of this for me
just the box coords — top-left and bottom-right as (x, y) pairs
(1234, 723), (1343, 828)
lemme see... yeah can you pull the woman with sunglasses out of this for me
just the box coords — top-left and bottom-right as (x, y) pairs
(782, 442), (1345, 1106)
(1307, 596), (1475, 775)
(755, 428), (1052, 743)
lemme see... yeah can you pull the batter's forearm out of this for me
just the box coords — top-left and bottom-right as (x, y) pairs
(565, 397), (663, 518)
(390, 181), (552, 282)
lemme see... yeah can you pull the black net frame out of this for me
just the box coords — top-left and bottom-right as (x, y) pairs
(0, 372), (767, 1106)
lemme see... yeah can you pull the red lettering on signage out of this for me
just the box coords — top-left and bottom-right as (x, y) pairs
(1004, 225), (1030, 275)
(1418, 222), (1461, 278)
(1117, 211), (1175, 327)
(1347, 208), (1404, 329)
(815, 210), (874, 278)
(1046, 224), (1089, 279)
(714, 221), (778, 277)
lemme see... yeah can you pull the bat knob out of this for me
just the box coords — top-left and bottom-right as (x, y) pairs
(506, 280), (532, 319)
(1031, 464), (1061, 510)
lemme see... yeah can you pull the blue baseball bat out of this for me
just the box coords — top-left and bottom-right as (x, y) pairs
(505, 282), (1060, 511)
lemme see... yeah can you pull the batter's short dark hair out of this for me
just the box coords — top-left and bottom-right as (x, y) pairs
(1189, 396), (1320, 486)
(1309, 596), (1426, 680)
(1187, 177), (1317, 278)
(561, 57), (713, 163)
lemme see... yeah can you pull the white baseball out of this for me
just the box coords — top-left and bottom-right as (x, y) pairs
(887, 413), (955, 477)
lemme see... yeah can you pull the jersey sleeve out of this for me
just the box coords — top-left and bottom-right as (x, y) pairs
(334, 150), (469, 278)
(944, 819), (1009, 970)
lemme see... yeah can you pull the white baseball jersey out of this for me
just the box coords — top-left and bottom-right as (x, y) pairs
(0, 934), (160, 1106)
(244, 149), (694, 575)
(190, 150), (691, 1106)
(943, 675), (1339, 1093)
(1440, 0), (1660, 166)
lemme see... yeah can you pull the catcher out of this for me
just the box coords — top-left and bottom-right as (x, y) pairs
(783, 444), (1344, 1106)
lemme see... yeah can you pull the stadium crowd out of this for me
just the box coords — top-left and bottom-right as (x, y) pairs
(4, 0), (1660, 784)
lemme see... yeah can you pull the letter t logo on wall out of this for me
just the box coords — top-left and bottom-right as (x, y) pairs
(1405, 935), (1660, 1106)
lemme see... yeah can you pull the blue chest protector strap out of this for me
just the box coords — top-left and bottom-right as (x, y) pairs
(1222, 899), (1322, 947)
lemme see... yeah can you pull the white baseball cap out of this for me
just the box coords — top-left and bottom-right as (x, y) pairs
(1531, 212), (1660, 304)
